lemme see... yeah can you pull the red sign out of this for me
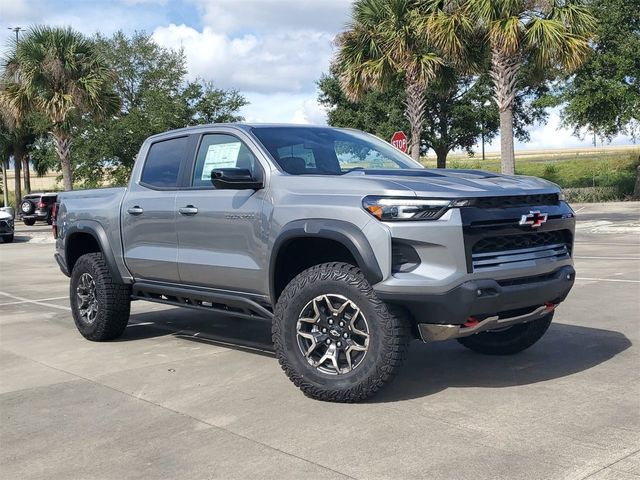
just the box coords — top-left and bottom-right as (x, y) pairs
(390, 131), (408, 153)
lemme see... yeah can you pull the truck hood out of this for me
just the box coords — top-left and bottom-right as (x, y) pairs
(343, 169), (559, 197)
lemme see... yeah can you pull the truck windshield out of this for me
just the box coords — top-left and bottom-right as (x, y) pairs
(250, 126), (423, 175)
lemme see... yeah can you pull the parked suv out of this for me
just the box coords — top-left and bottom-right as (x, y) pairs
(55, 124), (575, 402)
(20, 192), (58, 225)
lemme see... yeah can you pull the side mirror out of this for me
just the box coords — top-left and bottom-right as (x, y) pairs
(211, 168), (263, 190)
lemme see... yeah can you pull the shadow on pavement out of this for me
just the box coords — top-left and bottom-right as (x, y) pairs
(122, 307), (631, 401)
(8, 235), (34, 244)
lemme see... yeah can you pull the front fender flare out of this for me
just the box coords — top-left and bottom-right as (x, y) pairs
(269, 219), (383, 303)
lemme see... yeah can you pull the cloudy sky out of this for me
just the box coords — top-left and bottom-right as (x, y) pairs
(1, 0), (634, 152)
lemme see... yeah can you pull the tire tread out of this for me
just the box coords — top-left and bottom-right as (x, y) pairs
(272, 262), (410, 402)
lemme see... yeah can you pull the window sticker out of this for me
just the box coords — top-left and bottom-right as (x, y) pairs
(201, 142), (241, 180)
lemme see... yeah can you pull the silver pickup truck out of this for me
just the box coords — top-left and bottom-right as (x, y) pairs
(55, 124), (576, 402)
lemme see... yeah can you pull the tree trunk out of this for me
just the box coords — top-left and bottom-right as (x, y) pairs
(1, 157), (9, 208)
(404, 75), (426, 161)
(435, 149), (447, 169)
(632, 161), (640, 200)
(499, 106), (515, 175)
(490, 48), (520, 175)
(53, 131), (73, 191)
(23, 155), (31, 194)
(13, 144), (23, 207)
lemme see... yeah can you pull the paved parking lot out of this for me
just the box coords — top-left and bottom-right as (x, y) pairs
(1, 202), (639, 480)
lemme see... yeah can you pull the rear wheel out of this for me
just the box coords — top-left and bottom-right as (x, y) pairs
(272, 262), (411, 402)
(70, 253), (131, 341)
(457, 312), (553, 355)
(23, 218), (36, 226)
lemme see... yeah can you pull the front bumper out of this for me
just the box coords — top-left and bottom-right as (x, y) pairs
(376, 265), (575, 326)
(0, 220), (13, 236)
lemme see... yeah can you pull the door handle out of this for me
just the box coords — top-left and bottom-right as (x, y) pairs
(127, 206), (144, 216)
(178, 205), (199, 216)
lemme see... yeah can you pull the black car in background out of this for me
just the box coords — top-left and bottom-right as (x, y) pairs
(0, 208), (15, 243)
(20, 192), (58, 226)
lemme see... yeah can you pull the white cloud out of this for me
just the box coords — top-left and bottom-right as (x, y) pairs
(190, 0), (351, 34)
(0, 0), (29, 19)
(152, 23), (335, 95)
(238, 92), (326, 124)
(291, 97), (328, 124)
(500, 109), (635, 151)
(120, 0), (167, 4)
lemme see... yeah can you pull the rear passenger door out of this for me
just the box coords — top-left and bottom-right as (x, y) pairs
(175, 131), (268, 294)
(122, 135), (195, 283)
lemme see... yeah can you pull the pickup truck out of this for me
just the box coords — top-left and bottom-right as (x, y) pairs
(55, 124), (576, 402)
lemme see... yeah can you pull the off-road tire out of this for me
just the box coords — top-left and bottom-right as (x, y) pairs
(23, 218), (36, 226)
(70, 253), (131, 341)
(2, 234), (14, 243)
(457, 312), (554, 355)
(272, 262), (411, 402)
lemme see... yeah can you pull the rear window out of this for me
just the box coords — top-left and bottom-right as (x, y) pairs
(141, 136), (189, 188)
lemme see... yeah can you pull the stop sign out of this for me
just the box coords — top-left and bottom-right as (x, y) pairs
(390, 131), (408, 153)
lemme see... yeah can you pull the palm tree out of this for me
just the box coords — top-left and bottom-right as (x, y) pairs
(462, 0), (596, 174)
(1, 26), (118, 190)
(336, 0), (445, 160)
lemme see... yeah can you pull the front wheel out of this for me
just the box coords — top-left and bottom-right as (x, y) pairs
(272, 262), (411, 402)
(457, 312), (554, 355)
(70, 253), (131, 341)
(1, 234), (14, 243)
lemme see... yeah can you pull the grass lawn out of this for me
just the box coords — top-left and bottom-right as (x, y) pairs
(420, 146), (640, 202)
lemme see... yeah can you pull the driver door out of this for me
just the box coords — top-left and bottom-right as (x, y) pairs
(176, 132), (268, 294)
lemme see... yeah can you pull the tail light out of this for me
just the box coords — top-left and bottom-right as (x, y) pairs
(52, 203), (58, 239)
(37, 201), (46, 209)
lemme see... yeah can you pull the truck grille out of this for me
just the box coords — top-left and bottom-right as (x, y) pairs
(471, 231), (571, 271)
(473, 194), (559, 209)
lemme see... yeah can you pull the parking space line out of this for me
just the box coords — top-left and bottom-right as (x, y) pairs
(0, 296), (68, 306)
(575, 277), (640, 283)
(0, 292), (71, 311)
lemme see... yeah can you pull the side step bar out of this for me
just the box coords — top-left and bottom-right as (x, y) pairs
(418, 303), (554, 342)
(131, 282), (273, 320)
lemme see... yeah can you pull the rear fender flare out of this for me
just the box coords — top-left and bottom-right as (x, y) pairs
(65, 221), (124, 284)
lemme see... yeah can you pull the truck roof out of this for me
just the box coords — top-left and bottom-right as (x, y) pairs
(145, 123), (342, 141)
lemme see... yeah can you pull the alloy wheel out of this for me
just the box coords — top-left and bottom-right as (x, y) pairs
(76, 273), (98, 323)
(296, 294), (369, 375)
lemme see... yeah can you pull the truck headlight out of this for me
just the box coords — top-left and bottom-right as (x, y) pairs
(362, 196), (469, 221)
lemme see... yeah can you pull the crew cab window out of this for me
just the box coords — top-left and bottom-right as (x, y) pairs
(192, 134), (259, 188)
(140, 136), (188, 188)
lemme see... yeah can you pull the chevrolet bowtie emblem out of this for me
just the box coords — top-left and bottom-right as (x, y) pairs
(519, 211), (548, 228)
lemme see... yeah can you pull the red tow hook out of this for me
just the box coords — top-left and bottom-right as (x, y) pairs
(544, 302), (556, 312)
(463, 317), (479, 328)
